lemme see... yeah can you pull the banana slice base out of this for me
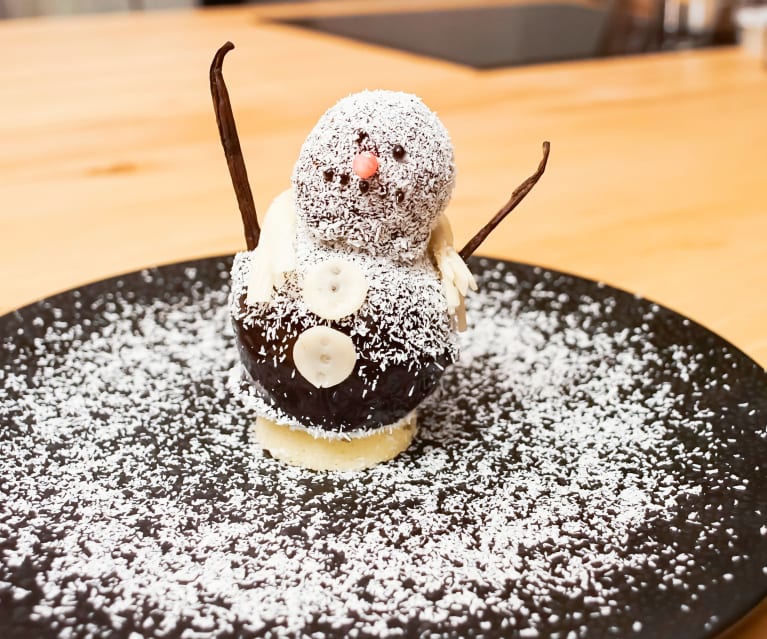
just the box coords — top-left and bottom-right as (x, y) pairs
(251, 413), (417, 471)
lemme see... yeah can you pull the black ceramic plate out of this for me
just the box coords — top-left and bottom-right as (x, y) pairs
(1, 256), (766, 639)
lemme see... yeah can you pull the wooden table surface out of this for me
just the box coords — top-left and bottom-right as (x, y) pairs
(1, 2), (766, 637)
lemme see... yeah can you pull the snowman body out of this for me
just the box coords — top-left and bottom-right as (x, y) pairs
(231, 90), (472, 437)
(232, 238), (457, 434)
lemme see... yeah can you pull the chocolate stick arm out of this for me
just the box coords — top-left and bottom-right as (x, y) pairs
(210, 42), (260, 251)
(459, 141), (550, 261)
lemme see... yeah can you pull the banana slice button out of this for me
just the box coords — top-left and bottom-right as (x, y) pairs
(293, 325), (357, 388)
(302, 258), (368, 320)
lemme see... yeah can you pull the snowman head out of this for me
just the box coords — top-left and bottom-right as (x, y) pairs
(292, 90), (456, 264)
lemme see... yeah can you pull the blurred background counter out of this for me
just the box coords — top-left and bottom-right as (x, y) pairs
(1, 1), (765, 367)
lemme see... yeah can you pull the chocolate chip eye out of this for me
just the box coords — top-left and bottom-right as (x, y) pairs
(339, 174), (350, 186)
(395, 190), (405, 203)
(359, 180), (370, 194)
(323, 169), (334, 182)
(356, 131), (368, 144)
(392, 144), (406, 160)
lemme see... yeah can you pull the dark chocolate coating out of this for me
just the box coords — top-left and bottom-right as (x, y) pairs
(233, 291), (454, 433)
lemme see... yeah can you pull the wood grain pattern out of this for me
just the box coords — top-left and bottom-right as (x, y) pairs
(0, 6), (765, 633)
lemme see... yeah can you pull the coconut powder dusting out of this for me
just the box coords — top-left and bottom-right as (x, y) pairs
(1, 257), (766, 639)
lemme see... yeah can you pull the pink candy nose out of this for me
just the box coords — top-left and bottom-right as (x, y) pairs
(352, 151), (379, 179)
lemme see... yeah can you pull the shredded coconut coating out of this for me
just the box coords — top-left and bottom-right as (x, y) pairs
(231, 250), (456, 368)
(291, 90), (455, 264)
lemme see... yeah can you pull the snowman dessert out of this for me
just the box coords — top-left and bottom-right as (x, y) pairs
(210, 43), (549, 470)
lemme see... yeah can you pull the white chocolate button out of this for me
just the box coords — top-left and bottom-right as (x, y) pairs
(293, 326), (357, 388)
(301, 258), (368, 320)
